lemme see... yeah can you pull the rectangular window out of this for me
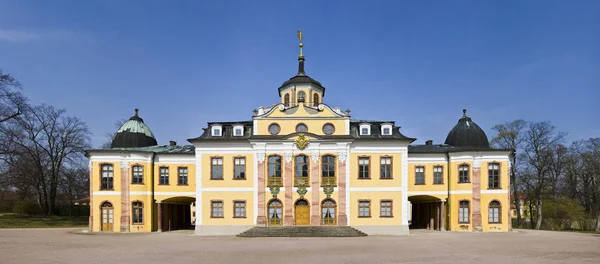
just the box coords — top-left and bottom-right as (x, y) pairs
(361, 128), (369, 135)
(415, 166), (425, 184)
(211, 201), (223, 218)
(459, 201), (470, 224)
(358, 200), (370, 217)
(382, 127), (390, 135)
(101, 164), (114, 190)
(358, 157), (370, 179)
(211, 157), (223, 180)
(178, 167), (188, 185)
(235, 128), (243, 136)
(234, 157), (246, 179)
(132, 165), (143, 184)
(234, 201), (246, 218)
(433, 166), (443, 184)
(380, 157), (392, 179)
(380, 200), (392, 217)
(488, 163), (500, 189)
(213, 128), (221, 136)
(459, 165), (470, 183)
(159, 167), (169, 185)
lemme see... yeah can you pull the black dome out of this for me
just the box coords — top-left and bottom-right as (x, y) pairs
(277, 57), (326, 96)
(444, 109), (490, 148)
(110, 109), (158, 148)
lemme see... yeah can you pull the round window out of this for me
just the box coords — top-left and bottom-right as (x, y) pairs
(296, 124), (308, 133)
(322, 123), (335, 135)
(268, 123), (281, 135)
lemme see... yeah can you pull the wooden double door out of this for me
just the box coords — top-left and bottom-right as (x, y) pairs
(101, 202), (114, 231)
(295, 199), (310, 225)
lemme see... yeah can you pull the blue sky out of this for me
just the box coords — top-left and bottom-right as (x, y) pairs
(1, 0), (598, 147)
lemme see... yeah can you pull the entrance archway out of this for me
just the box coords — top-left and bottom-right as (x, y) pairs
(268, 199), (283, 226)
(100, 201), (114, 231)
(294, 199), (310, 225)
(408, 195), (444, 230)
(157, 196), (195, 232)
(321, 199), (336, 225)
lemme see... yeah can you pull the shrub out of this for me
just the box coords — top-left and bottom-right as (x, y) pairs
(11, 201), (39, 214)
(542, 197), (585, 231)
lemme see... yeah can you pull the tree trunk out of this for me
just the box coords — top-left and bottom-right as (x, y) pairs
(535, 199), (543, 230)
(529, 201), (535, 229)
(595, 211), (600, 232)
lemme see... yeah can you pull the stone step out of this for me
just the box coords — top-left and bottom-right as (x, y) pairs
(237, 226), (368, 237)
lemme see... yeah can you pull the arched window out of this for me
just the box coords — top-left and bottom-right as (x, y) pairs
(489, 201), (501, 224)
(321, 199), (336, 225)
(100, 164), (114, 190)
(284, 94), (290, 107)
(268, 199), (283, 226)
(459, 200), (470, 224)
(132, 165), (143, 184)
(294, 155), (309, 186)
(132, 201), (143, 224)
(321, 155), (336, 186)
(313, 94), (319, 106)
(298, 91), (306, 103)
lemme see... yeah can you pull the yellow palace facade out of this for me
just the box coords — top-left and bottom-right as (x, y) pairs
(86, 37), (512, 235)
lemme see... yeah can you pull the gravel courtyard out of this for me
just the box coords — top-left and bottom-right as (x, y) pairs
(0, 228), (598, 264)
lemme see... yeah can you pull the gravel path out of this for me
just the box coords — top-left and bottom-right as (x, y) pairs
(0, 229), (598, 264)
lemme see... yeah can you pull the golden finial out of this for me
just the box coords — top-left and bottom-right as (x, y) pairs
(297, 30), (304, 58)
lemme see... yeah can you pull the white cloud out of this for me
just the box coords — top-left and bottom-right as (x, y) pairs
(0, 29), (43, 42)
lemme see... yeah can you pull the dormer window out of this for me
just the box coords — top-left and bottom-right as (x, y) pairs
(359, 124), (371, 136)
(211, 125), (222, 136)
(233, 125), (244, 136)
(381, 124), (393, 136)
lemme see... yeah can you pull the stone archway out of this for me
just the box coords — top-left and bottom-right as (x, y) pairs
(408, 195), (445, 230)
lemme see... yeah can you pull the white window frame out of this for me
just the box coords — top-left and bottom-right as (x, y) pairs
(381, 124), (393, 135)
(211, 125), (222, 136)
(359, 123), (371, 136)
(233, 125), (244, 136)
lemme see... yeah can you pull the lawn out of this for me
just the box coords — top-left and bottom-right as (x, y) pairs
(0, 213), (88, 228)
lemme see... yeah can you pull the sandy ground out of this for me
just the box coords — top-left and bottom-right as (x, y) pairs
(0, 229), (599, 264)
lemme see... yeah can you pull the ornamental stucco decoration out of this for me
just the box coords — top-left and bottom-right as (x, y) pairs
(269, 186), (281, 198)
(256, 152), (266, 163)
(120, 160), (130, 169)
(294, 133), (309, 150)
(337, 151), (347, 162)
(297, 185), (308, 198)
(323, 186), (335, 198)
(284, 152), (293, 163)
(311, 151), (320, 162)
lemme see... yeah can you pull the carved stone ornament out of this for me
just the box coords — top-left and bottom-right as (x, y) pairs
(284, 152), (293, 163)
(120, 160), (130, 169)
(269, 186), (280, 198)
(323, 186), (335, 198)
(295, 133), (309, 150)
(337, 151), (347, 162)
(256, 152), (266, 163)
(297, 185), (308, 198)
(311, 151), (320, 162)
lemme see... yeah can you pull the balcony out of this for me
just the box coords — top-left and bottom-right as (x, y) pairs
(321, 176), (337, 187)
(294, 177), (309, 187)
(267, 177), (282, 187)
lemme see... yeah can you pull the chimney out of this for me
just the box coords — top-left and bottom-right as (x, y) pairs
(425, 140), (433, 145)
(169, 141), (176, 146)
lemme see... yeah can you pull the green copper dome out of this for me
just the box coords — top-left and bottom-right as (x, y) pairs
(110, 109), (158, 148)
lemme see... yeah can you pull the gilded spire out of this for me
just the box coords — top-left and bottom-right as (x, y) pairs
(296, 30), (306, 76)
(297, 30), (304, 58)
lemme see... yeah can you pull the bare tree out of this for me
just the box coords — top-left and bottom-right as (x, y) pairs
(0, 70), (28, 124)
(0, 104), (91, 215)
(521, 121), (566, 229)
(491, 119), (526, 227)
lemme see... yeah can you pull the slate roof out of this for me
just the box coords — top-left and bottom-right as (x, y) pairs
(408, 144), (513, 154)
(110, 109), (158, 148)
(87, 144), (195, 155)
(444, 109), (490, 148)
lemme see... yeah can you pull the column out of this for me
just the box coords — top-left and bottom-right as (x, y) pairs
(283, 153), (294, 225)
(157, 201), (163, 232)
(120, 161), (130, 232)
(437, 201), (441, 231)
(310, 151), (320, 225)
(441, 200), (446, 231)
(472, 161), (482, 231)
(256, 153), (267, 225)
(429, 203), (434, 230)
(337, 152), (348, 226)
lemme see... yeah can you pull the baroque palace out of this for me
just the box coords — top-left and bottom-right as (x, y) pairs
(87, 33), (512, 235)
